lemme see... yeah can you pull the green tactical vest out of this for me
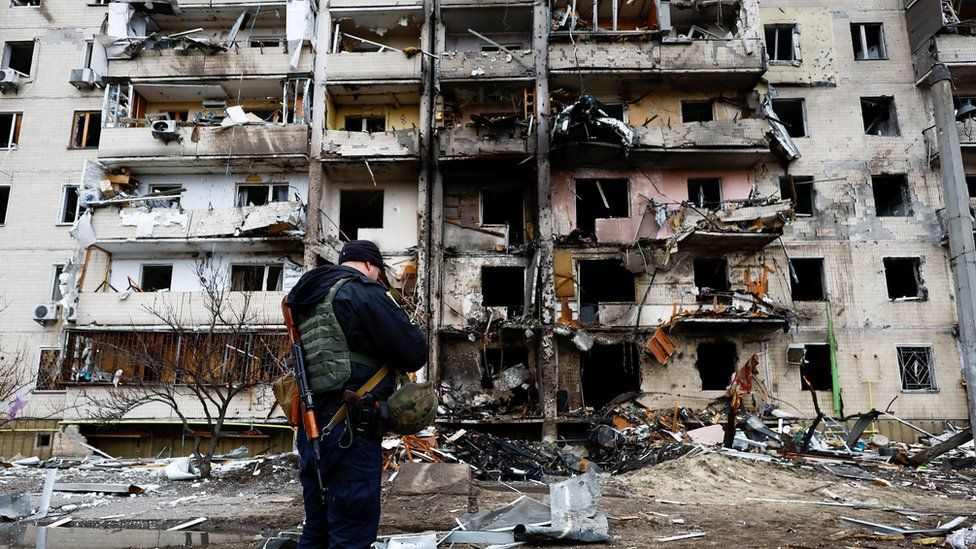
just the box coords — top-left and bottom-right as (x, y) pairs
(297, 277), (381, 395)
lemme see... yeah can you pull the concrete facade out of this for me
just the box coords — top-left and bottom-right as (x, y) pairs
(0, 0), (972, 456)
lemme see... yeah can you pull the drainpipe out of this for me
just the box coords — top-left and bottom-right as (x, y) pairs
(928, 64), (976, 441)
(826, 300), (841, 415)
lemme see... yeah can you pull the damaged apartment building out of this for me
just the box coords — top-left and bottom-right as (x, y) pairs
(0, 0), (975, 457)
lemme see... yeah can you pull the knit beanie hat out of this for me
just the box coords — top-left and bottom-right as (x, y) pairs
(337, 239), (385, 268)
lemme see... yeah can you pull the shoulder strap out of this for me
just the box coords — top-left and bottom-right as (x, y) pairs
(324, 365), (390, 433)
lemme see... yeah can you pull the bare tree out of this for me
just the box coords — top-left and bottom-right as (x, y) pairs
(79, 261), (289, 477)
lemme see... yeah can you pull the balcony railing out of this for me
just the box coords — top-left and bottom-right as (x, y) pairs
(74, 291), (287, 327)
(549, 39), (764, 76)
(325, 51), (422, 82)
(438, 125), (533, 157)
(439, 51), (535, 80)
(322, 128), (420, 159)
(106, 45), (313, 80)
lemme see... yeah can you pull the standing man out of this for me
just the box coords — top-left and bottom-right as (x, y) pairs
(286, 240), (428, 548)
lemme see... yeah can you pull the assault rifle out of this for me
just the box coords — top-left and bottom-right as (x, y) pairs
(281, 297), (327, 502)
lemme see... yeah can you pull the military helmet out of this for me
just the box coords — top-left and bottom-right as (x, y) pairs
(388, 380), (438, 435)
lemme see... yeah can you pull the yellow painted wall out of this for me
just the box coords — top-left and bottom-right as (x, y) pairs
(144, 100), (283, 120)
(626, 89), (745, 127)
(761, 7), (837, 86)
(329, 104), (421, 131)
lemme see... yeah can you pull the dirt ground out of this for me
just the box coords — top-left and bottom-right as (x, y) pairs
(0, 448), (973, 548)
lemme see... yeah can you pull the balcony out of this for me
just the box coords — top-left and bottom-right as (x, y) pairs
(548, 39), (764, 88)
(74, 291), (287, 327)
(97, 124), (309, 171)
(330, 0), (423, 7)
(322, 129), (420, 160)
(439, 51), (535, 81)
(438, 125), (534, 159)
(87, 201), (305, 253)
(106, 45), (313, 80)
(325, 52), (422, 83)
(923, 118), (976, 164)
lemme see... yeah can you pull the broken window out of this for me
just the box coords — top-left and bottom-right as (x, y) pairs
(872, 174), (912, 217)
(2, 41), (34, 76)
(481, 266), (525, 314)
(483, 346), (529, 378)
(695, 342), (736, 391)
(771, 99), (807, 137)
(249, 36), (286, 49)
(344, 116), (386, 133)
(600, 103), (625, 122)
(11, 0), (41, 6)
(687, 178), (722, 210)
(0, 185), (9, 225)
(897, 346), (936, 391)
(581, 343), (640, 410)
(481, 43), (524, 52)
(579, 259), (635, 304)
(236, 184), (290, 207)
(59, 185), (79, 224)
(575, 179), (629, 235)
(140, 265), (173, 292)
(693, 258), (730, 303)
(790, 258), (825, 301)
(34, 433), (51, 450)
(35, 347), (61, 391)
(339, 190), (384, 241)
(231, 264), (283, 292)
(681, 100), (714, 123)
(481, 187), (525, 245)
(0, 113), (23, 149)
(765, 24), (798, 62)
(799, 343), (832, 391)
(860, 97), (899, 136)
(50, 264), (64, 301)
(779, 175), (815, 216)
(851, 23), (886, 60)
(883, 257), (925, 300)
(149, 185), (182, 206)
(966, 175), (976, 198)
(70, 111), (102, 149)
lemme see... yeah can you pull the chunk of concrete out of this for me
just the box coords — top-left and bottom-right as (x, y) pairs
(391, 462), (471, 496)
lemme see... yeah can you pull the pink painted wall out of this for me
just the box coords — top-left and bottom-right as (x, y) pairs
(551, 168), (755, 243)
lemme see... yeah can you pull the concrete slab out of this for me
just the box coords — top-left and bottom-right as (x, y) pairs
(391, 463), (472, 496)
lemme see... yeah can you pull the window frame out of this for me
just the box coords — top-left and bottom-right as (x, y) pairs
(852, 22), (887, 61)
(860, 96), (900, 136)
(58, 185), (80, 225)
(229, 263), (284, 292)
(687, 177), (723, 210)
(69, 111), (102, 149)
(34, 346), (64, 394)
(235, 183), (290, 207)
(770, 98), (808, 138)
(0, 112), (23, 150)
(789, 257), (827, 302)
(50, 263), (65, 302)
(0, 184), (9, 226)
(779, 175), (815, 216)
(10, 0), (42, 6)
(140, 263), (174, 292)
(765, 23), (800, 64)
(896, 345), (938, 392)
(2, 40), (36, 77)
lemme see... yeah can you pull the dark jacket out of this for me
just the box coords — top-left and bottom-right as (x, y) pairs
(288, 264), (428, 405)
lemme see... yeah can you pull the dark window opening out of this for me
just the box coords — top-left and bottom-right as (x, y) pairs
(60, 186), (79, 224)
(799, 344), (832, 391)
(249, 37), (285, 48)
(884, 257), (924, 300)
(0, 113), (22, 149)
(599, 103), (625, 122)
(141, 265), (173, 292)
(0, 186), (10, 225)
(851, 23), (886, 60)
(579, 260), (635, 305)
(574, 179), (628, 235)
(481, 187), (525, 245)
(344, 116), (386, 132)
(3, 41), (34, 75)
(779, 175), (815, 216)
(236, 184), (289, 207)
(966, 175), (976, 198)
(70, 111), (102, 149)
(483, 346), (529, 379)
(481, 266), (525, 315)
(51, 264), (65, 301)
(861, 97), (898, 136)
(339, 190), (384, 241)
(771, 99), (806, 137)
(681, 100), (715, 123)
(149, 185), (182, 206)
(694, 258), (730, 303)
(765, 24), (797, 62)
(581, 343), (640, 409)
(34, 433), (51, 449)
(231, 265), (283, 292)
(687, 178), (722, 210)
(897, 346), (936, 391)
(11, 0), (41, 6)
(872, 174), (911, 217)
(790, 258), (825, 301)
(696, 342), (736, 391)
(481, 43), (524, 52)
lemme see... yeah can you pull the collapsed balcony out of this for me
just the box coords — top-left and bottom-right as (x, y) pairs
(100, 1), (315, 78)
(438, 84), (536, 159)
(98, 80), (311, 172)
(325, 9), (424, 83)
(923, 116), (976, 165)
(440, 257), (534, 329)
(439, 6), (535, 81)
(41, 329), (289, 390)
(322, 87), (422, 161)
(443, 167), (535, 251)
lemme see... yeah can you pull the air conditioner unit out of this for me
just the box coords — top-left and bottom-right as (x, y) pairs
(33, 302), (60, 324)
(64, 306), (77, 323)
(786, 344), (806, 367)
(150, 119), (180, 143)
(0, 68), (20, 94)
(202, 99), (227, 110)
(68, 68), (100, 90)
